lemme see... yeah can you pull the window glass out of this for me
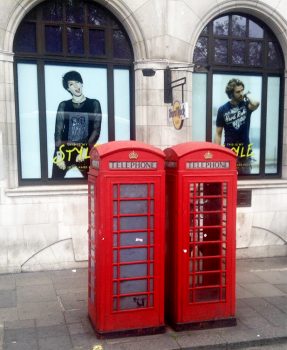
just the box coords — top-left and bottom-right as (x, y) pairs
(67, 27), (84, 54)
(42, 0), (63, 21)
(45, 26), (62, 53)
(194, 37), (208, 64)
(114, 69), (130, 140)
(265, 77), (280, 174)
(17, 64), (41, 178)
(45, 65), (108, 179)
(192, 73), (207, 141)
(87, 2), (109, 25)
(248, 42), (263, 66)
(213, 16), (229, 36)
(231, 15), (246, 37)
(14, 23), (37, 52)
(249, 20), (264, 38)
(66, 0), (84, 23)
(89, 30), (105, 55)
(214, 39), (228, 64)
(113, 29), (133, 59)
(267, 42), (283, 68)
(232, 41), (245, 64)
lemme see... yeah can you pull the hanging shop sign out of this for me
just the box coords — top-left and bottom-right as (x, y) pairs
(168, 101), (188, 130)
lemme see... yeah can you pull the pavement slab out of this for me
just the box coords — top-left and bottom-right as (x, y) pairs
(0, 257), (286, 350)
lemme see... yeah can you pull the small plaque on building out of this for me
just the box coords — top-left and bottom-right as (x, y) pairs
(237, 189), (252, 207)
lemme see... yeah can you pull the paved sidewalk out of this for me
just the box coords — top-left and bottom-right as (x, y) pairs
(0, 256), (286, 350)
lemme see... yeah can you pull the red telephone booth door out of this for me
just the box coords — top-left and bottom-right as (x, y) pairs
(107, 177), (164, 326)
(180, 176), (236, 323)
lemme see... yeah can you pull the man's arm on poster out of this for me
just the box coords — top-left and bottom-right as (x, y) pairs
(214, 126), (223, 145)
(244, 93), (260, 111)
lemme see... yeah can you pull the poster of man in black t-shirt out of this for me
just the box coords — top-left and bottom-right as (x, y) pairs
(214, 78), (260, 175)
(52, 71), (102, 179)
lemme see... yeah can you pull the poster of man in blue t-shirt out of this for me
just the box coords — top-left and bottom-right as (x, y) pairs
(214, 78), (260, 175)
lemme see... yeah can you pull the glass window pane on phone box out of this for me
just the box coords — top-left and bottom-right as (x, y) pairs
(120, 279), (148, 294)
(120, 216), (148, 230)
(120, 184), (148, 198)
(120, 200), (148, 215)
(45, 26), (62, 53)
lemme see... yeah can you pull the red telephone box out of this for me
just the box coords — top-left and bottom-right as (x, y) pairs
(164, 142), (237, 330)
(88, 141), (165, 338)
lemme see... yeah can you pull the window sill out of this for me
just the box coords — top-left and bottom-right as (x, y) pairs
(5, 179), (287, 198)
(238, 179), (287, 189)
(5, 184), (88, 197)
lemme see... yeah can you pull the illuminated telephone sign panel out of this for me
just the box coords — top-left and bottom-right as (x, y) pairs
(164, 142), (237, 330)
(88, 141), (165, 338)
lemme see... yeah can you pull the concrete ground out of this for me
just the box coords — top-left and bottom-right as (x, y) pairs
(0, 256), (286, 350)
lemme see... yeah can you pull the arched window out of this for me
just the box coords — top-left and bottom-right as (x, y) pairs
(14, 0), (134, 184)
(192, 13), (284, 177)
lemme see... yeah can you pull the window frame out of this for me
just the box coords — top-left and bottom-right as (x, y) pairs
(193, 13), (285, 179)
(13, 0), (135, 186)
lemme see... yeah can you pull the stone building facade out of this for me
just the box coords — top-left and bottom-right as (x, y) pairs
(0, 0), (286, 273)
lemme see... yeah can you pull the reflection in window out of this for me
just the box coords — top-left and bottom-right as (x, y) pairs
(88, 2), (108, 25)
(113, 30), (133, 59)
(66, 0), (84, 23)
(194, 37), (208, 64)
(45, 26), (62, 53)
(67, 27), (84, 54)
(232, 41), (245, 64)
(214, 39), (228, 64)
(231, 15), (246, 37)
(14, 23), (37, 52)
(213, 16), (229, 36)
(249, 20), (264, 38)
(248, 42), (262, 66)
(42, 0), (63, 21)
(89, 30), (105, 55)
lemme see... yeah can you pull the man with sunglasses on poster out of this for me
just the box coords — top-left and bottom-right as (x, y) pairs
(214, 78), (260, 175)
(52, 71), (102, 179)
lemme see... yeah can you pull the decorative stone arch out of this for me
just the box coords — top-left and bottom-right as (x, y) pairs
(188, 1), (287, 65)
(4, 0), (147, 60)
